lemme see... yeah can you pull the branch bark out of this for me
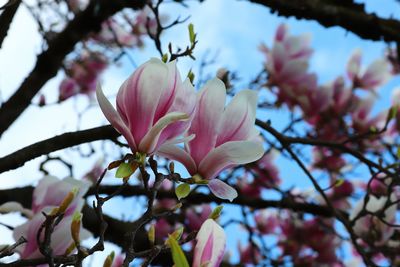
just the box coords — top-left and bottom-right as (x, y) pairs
(0, 125), (119, 174)
(0, 0), (21, 49)
(249, 0), (400, 42)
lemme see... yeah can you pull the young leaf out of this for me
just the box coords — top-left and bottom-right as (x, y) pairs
(208, 205), (223, 220)
(167, 235), (189, 267)
(115, 162), (134, 178)
(175, 183), (190, 200)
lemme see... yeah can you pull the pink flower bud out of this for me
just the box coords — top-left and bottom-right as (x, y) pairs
(193, 219), (226, 267)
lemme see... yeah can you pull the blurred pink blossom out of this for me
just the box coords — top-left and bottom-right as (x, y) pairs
(347, 49), (391, 90)
(13, 177), (91, 260)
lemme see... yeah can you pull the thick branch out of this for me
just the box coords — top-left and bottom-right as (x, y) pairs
(0, 0), (21, 49)
(0, 185), (335, 218)
(0, 0), (146, 136)
(249, 0), (400, 42)
(0, 125), (118, 174)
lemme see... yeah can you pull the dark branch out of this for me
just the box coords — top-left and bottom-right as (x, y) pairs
(248, 0), (400, 42)
(0, 0), (21, 49)
(0, 125), (119, 174)
(0, 0), (146, 136)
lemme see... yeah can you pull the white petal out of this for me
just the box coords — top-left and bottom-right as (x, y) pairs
(199, 141), (265, 180)
(208, 179), (238, 202)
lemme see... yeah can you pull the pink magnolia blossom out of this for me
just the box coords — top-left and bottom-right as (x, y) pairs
(96, 58), (197, 155)
(347, 49), (391, 90)
(254, 210), (279, 235)
(13, 176), (91, 260)
(60, 52), (108, 101)
(260, 24), (316, 107)
(94, 19), (137, 47)
(249, 149), (281, 188)
(238, 243), (262, 265)
(350, 193), (397, 245)
(186, 204), (212, 231)
(193, 219), (226, 267)
(158, 79), (264, 201)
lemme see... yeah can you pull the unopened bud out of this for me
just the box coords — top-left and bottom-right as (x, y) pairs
(148, 224), (155, 245)
(71, 211), (82, 245)
(103, 251), (115, 267)
(51, 188), (78, 215)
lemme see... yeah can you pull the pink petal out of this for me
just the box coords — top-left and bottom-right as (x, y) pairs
(157, 79), (197, 147)
(208, 179), (238, 202)
(216, 90), (258, 146)
(360, 59), (391, 89)
(116, 59), (169, 143)
(138, 112), (189, 154)
(347, 49), (362, 80)
(188, 78), (226, 165)
(156, 143), (197, 175)
(96, 84), (137, 151)
(198, 141), (264, 180)
(275, 24), (287, 42)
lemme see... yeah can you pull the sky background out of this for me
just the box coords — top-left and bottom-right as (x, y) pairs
(0, 0), (400, 265)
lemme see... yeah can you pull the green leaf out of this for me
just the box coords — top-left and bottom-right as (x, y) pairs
(170, 226), (184, 241)
(115, 162), (134, 178)
(188, 23), (195, 44)
(167, 235), (189, 267)
(389, 106), (398, 120)
(175, 183), (190, 200)
(208, 205), (223, 220)
(397, 146), (400, 159)
(335, 179), (344, 187)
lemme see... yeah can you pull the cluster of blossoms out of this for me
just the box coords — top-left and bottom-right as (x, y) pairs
(59, 51), (108, 102)
(55, 2), (161, 102)
(97, 58), (265, 201)
(12, 176), (91, 261)
(260, 24), (393, 173)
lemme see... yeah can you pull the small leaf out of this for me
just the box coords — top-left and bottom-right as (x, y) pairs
(335, 179), (344, 187)
(397, 146), (400, 158)
(170, 226), (184, 241)
(167, 235), (189, 267)
(187, 70), (195, 84)
(389, 106), (398, 120)
(115, 162), (134, 178)
(148, 224), (155, 245)
(108, 160), (122, 170)
(162, 53), (169, 63)
(208, 205), (223, 220)
(103, 251), (115, 267)
(188, 23), (195, 44)
(175, 183), (190, 200)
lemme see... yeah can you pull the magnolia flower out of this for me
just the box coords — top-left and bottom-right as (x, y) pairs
(260, 23), (316, 107)
(97, 58), (197, 155)
(350, 193), (397, 245)
(347, 49), (391, 90)
(158, 79), (264, 201)
(94, 19), (137, 47)
(193, 219), (226, 267)
(13, 177), (91, 260)
(60, 52), (108, 101)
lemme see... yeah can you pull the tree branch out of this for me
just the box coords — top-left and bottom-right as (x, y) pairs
(0, 0), (21, 49)
(0, 125), (119, 174)
(0, 0), (146, 136)
(249, 0), (400, 42)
